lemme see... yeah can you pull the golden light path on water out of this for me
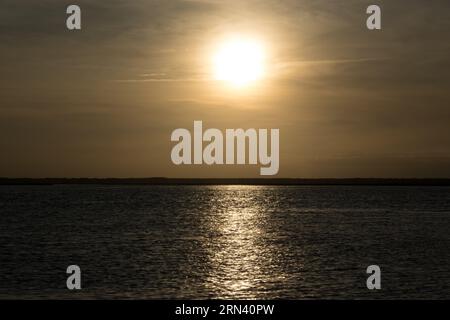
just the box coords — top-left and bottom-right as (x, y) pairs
(202, 186), (293, 299)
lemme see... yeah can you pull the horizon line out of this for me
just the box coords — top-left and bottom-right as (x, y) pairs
(1, 177), (450, 186)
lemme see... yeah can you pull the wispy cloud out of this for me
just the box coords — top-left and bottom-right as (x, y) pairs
(112, 71), (210, 83)
(112, 78), (209, 83)
(277, 57), (389, 67)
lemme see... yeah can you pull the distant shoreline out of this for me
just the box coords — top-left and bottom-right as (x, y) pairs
(1, 178), (450, 186)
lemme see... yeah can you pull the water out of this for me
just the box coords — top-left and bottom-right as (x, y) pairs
(0, 185), (449, 299)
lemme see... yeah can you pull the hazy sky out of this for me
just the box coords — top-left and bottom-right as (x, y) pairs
(1, 0), (450, 178)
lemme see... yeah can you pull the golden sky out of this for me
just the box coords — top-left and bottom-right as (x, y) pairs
(1, 0), (450, 178)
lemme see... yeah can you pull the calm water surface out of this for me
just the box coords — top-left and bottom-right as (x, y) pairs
(0, 185), (449, 299)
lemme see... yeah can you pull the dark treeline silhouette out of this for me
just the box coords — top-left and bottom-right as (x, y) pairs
(1, 178), (450, 186)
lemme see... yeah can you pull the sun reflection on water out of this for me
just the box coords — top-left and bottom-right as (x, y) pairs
(202, 186), (289, 299)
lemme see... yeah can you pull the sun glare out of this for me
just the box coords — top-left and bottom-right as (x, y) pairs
(213, 38), (266, 87)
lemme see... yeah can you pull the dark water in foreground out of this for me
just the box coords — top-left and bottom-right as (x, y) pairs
(0, 185), (449, 299)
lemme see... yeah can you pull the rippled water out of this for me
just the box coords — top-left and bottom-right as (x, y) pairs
(0, 185), (449, 299)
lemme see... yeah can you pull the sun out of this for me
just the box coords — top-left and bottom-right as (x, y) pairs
(213, 37), (266, 87)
